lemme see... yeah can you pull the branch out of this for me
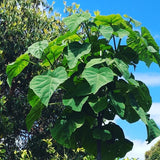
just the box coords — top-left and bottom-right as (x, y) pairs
(113, 35), (117, 51)
(97, 113), (102, 160)
(117, 38), (122, 49)
(82, 22), (91, 42)
(43, 54), (54, 69)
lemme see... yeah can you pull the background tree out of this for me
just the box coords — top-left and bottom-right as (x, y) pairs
(0, 0), (68, 159)
(7, 6), (160, 160)
(145, 140), (160, 160)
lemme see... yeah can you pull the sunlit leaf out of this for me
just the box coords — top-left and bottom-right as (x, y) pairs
(82, 67), (115, 93)
(41, 45), (64, 67)
(99, 25), (113, 40)
(94, 14), (124, 26)
(124, 14), (141, 27)
(94, 10), (100, 16)
(30, 67), (67, 106)
(6, 53), (30, 87)
(54, 31), (81, 45)
(85, 58), (107, 68)
(63, 12), (91, 32)
(115, 28), (129, 39)
(27, 40), (48, 59)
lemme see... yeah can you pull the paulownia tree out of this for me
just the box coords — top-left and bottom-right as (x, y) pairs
(7, 9), (160, 160)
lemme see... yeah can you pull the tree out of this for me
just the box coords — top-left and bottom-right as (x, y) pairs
(7, 6), (160, 160)
(0, 0), (66, 159)
(145, 140), (160, 160)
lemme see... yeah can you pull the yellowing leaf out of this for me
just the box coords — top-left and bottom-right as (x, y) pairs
(75, 4), (80, 9)
(94, 10), (100, 16)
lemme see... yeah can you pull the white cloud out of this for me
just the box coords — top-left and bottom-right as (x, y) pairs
(134, 73), (160, 87)
(124, 137), (160, 160)
(149, 103), (160, 126)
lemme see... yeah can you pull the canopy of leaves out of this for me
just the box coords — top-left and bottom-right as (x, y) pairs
(5, 2), (160, 160)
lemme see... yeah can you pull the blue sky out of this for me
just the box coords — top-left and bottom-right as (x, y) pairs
(48, 0), (160, 159)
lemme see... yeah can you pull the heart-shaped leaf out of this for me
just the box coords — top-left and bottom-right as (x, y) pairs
(63, 12), (91, 32)
(82, 67), (115, 93)
(99, 25), (113, 40)
(29, 66), (67, 106)
(64, 42), (91, 69)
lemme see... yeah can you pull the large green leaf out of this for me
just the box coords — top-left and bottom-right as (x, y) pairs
(41, 45), (64, 67)
(50, 112), (85, 148)
(134, 81), (152, 112)
(6, 53), (30, 87)
(127, 28), (160, 67)
(94, 14), (124, 26)
(89, 97), (108, 113)
(99, 25), (113, 40)
(26, 89), (44, 131)
(113, 58), (130, 80)
(27, 89), (43, 108)
(27, 40), (48, 59)
(62, 79), (90, 112)
(141, 27), (159, 51)
(63, 96), (89, 112)
(26, 105), (44, 131)
(132, 105), (160, 143)
(55, 31), (81, 45)
(64, 42), (91, 69)
(115, 28), (129, 39)
(116, 45), (139, 65)
(122, 81), (152, 123)
(29, 66), (67, 106)
(63, 12), (91, 32)
(146, 119), (160, 143)
(110, 94), (125, 118)
(63, 79), (91, 97)
(82, 67), (115, 93)
(141, 27), (160, 66)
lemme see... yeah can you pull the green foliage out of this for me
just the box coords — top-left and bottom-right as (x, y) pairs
(0, 143), (6, 159)
(6, 53), (30, 87)
(27, 40), (49, 59)
(145, 140), (160, 160)
(6, 4), (160, 160)
(29, 66), (68, 106)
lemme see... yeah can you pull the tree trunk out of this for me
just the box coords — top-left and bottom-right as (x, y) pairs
(97, 113), (102, 160)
